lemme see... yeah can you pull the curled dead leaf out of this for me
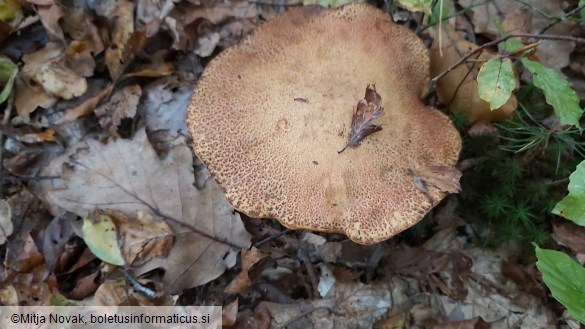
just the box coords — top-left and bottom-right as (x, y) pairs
(225, 247), (267, 295)
(338, 85), (385, 153)
(409, 165), (462, 202)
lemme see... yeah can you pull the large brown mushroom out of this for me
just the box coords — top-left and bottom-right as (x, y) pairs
(187, 3), (462, 244)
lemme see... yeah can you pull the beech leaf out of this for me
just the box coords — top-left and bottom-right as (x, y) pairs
(520, 58), (583, 127)
(82, 213), (125, 266)
(553, 160), (585, 226)
(477, 57), (516, 110)
(534, 245), (585, 324)
(32, 128), (251, 293)
(0, 57), (18, 104)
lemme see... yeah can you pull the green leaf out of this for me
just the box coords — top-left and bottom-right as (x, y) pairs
(396, 0), (432, 14)
(428, 0), (454, 25)
(534, 245), (585, 324)
(0, 56), (17, 104)
(477, 57), (515, 110)
(520, 58), (583, 126)
(0, 0), (21, 21)
(82, 214), (125, 266)
(580, 0), (585, 24)
(553, 160), (585, 225)
(500, 39), (524, 54)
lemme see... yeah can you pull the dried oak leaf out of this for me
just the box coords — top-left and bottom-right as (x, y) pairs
(31, 128), (251, 293)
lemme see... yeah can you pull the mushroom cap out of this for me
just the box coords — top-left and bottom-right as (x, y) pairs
(187, 3), (462, 244)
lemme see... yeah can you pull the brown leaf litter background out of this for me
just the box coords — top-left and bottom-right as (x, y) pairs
(0, 0), (583, 328)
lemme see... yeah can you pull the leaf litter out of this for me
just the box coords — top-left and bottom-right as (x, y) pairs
(30, 128), (251, 293)
(0, 0), (582, 327)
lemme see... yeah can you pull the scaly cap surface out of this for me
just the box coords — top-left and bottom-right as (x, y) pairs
(187, 4), (461, 244)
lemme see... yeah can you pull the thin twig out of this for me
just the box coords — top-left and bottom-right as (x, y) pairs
(425, 33), (585, 99)
(254, 229), (290, 247)
(539, 2), (585, 34)
(545, 177), (569, 187)
(69, 158), (248, 250)
(303, 260), (320, 299)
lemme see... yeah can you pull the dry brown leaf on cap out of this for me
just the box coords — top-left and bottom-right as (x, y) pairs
(430, 26), (517, 124)
(31, 128), (251, 293)
(338, 85), (385, 154)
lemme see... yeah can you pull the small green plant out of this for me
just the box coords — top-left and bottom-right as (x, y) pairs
(534, 244), (585, 324)
(476, 35), (585, 323)
(496, 104), (585, 173)
(553, 160), (585, 225)
(0, 56), (17, 104)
